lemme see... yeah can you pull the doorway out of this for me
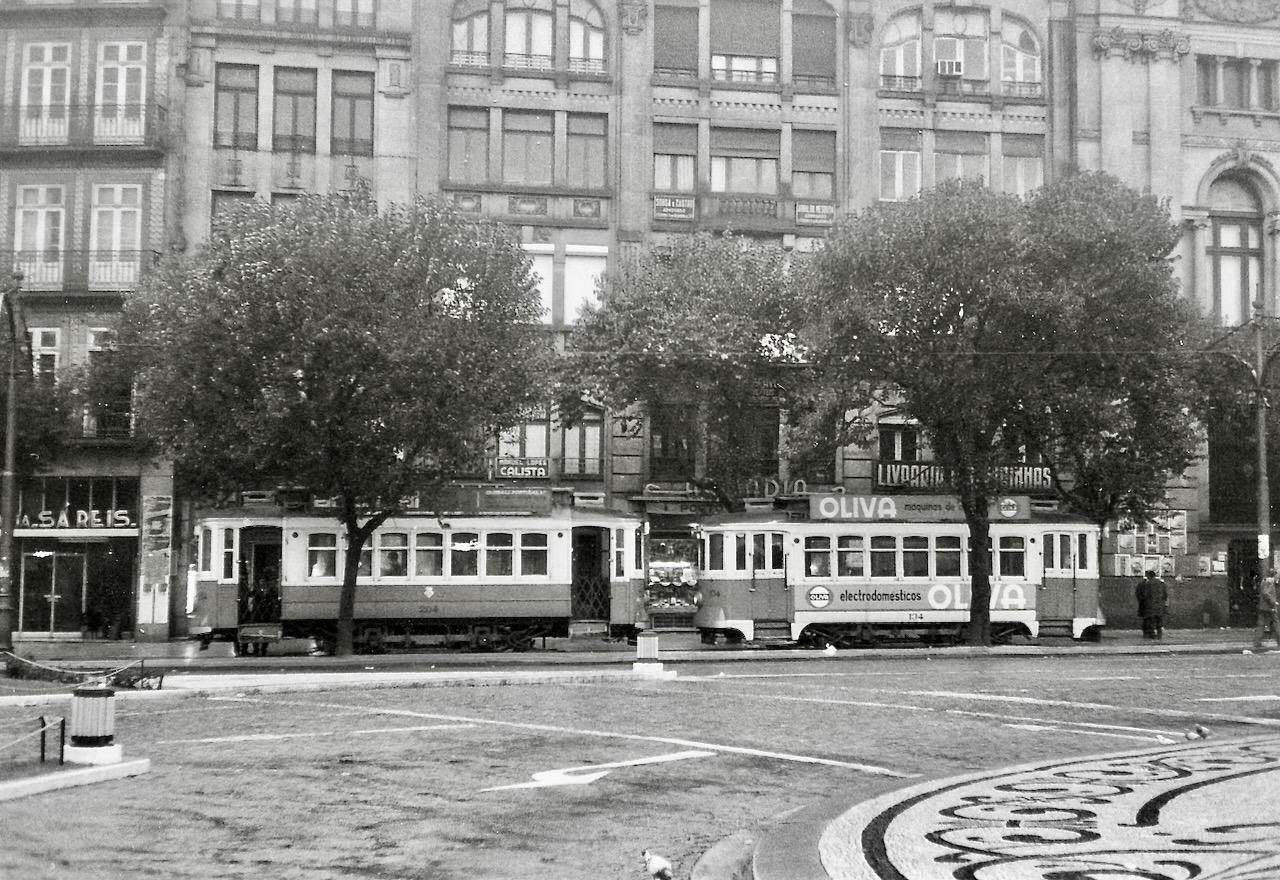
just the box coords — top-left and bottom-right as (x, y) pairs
(19, 550), (86, 635)
(570, 527), (610, 621)
(1227, 538), (1261, 628)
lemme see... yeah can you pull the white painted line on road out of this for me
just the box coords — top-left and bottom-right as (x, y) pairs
(902, 689), (1280, 726)
(1000, 722), (1166, 742)
(481, 750), (715, 791)
(1196, 695), (1280, 702)
(212, 696), (915, 778)
(157, 723), (474, 745)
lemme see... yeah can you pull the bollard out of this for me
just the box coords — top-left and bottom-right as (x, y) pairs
(64, 686), (123, 765)
(633, 630), (664, 675)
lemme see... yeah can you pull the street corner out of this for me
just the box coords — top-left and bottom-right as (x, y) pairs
(818, 734), (1280, 880)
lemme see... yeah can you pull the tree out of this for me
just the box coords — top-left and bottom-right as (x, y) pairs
(120, 191), (552, 656)
(561, 233), (801, 507)
(800, 175), (1201, 645)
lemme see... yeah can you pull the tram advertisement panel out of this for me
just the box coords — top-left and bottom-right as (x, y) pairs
(808, 494), (1030, 522)
(800, 580), (1034, 614)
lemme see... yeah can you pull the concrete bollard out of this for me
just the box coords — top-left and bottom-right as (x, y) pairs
(633, 630), (664, 674)
(65, 686), (123, 765)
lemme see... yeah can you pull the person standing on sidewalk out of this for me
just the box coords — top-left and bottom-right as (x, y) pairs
(1254, 569), (1280, 649)
(1136, 570), (1168, 639)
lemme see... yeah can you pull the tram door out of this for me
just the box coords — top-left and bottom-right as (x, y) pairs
(19, 551), (86, 634)
(571, 527), (610, 621)
(751, 531), (790, 621)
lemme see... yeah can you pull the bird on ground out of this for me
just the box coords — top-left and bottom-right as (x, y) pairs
(643, 849), (674, 880)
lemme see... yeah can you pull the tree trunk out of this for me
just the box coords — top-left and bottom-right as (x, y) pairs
(965, 504), (993, 647)
(334, 502), (392, 657)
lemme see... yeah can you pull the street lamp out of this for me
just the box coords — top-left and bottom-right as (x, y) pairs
(0, 272), (21, 653)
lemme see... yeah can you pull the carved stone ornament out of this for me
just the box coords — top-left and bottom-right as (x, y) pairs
(847, 13), (874, 48)
(1092, 26), (1191, 62)
(1191, 0), (1280, 23)
(620, 0), (648, 35)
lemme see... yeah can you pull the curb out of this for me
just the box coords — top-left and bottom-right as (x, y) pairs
(0, 757), (150, 802)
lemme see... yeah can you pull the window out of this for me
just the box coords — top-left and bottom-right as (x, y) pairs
(1197, 56), (1218, 106)
(836, 536), (864, 577)
(561, 407), (603, 475)
(935, 9), (990, 93)
(90, 185), (142, 285)
(879, 146), (920, 201)
(211, 190), (256, 227)
(215, 64), (258, 150)
(649, 404), (696, 479)
(27, 329), (58, 383)
(1223, 59), (1250, 109)
(1197, 57), (1280, 111)
(200, 528), (213, 573)
(1001, 136), (1043, 197)
(486, 533), (514, 575)
(308, 533), (337, 578)
(1208, 176), (1263, 326)
(332, 71), (374, 156)
(1000, 21), (1041, 97)
(569, 0), (605, 73)
(21, 43), (70, 144)
(567, 114), (607, 189)
(448, 107), (490, 183)
(451, 531), (480, 576)
(754, 532), (785, 572)
(653, 5), (698, 77)
(521, 533), (549, 575)
(222, 529), (236, 580)
(278, 0), (318, 24)
(564, 245), (607, 324)
(936, 535), (962, 577)
(415, 533), (444, 576)
(524, 244), (554, 323)
(902, 536), (929, 577)
(878, 425), (922, 462)
(734, 534), (748, 571)
(505, 0), (553, 69)
(15, 185), (64, 285)
(710, 128), (779, 194)
(792, 130), (836, 199)
(869, 536), (896, 578)
(96, 43), (146, 143)
(503, 110), (553, 185)
(654, 124), (696, 191)
(335, 0), (375, 28)
(378, 532), (409, 577)
(452, 0), (490, 66)
(710, 0), (779, 84)
(997, 536), (1025, 578)
(273, 68), (317, 153)
(499, 412), (550, 460)
(218, 0), (260, 20)
(1044, 532), (1091, 575)
(805, 536), (831, 577)
(792, 0), (836, 89)
(935, 131), (988, 184)
(879, 13), (921, 90)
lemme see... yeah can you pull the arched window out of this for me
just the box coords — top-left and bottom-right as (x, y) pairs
(880, 12), (921, 91)
(451, 0), (489, 66)
(1001, 19), (1041, 97)
(569, 0), (605, 74)
(505, 0), (554, 70)
(1207, 176), (1264, 326)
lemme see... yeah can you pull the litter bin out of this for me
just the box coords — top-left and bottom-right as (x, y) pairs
(636, 630), (660, 662)
(70, 686), (116, 748)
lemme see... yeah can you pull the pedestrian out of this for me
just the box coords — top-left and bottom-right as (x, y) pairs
(1136, 570), (1168, 639)
(1254, 569), (1280, 650)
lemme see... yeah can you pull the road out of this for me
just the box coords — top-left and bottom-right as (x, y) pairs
(3, 651), (1278, 879)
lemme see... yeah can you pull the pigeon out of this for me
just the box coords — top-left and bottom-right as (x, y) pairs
(1184, 724), (1212, 740)
(643, 849), (674, 880)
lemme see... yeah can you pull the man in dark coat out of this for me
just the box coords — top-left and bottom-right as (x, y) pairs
(1136, 570), (1168, 639)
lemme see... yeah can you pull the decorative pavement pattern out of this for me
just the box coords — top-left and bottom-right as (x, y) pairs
(820, 734), (1280, 880)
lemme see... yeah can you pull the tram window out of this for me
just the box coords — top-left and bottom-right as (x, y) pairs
(1044, 534), (1056, 569)
(222, 529), (235, 580)
(357, 543), (372, 577)
(770, 532), (784, 570)
(805, 536), (831, 577)
(1077, 534), (1090, 571)
(308, 533), (337, 578)
(200, 528), (212, 573)
(753, 533), (766, 571)
(452, 532), (479, 576)
(837, 535), (864, 577)
(415, 532), (444, 576)
(1060, 534), (1073, 570)
(522, 532), (549, 575)
(487, 532), (514, 576)
(936, 535), (962, 577)
(735, 534), (748, 571)
(379, 532), (409, 577)
(998, 536), (1025, 577)
(708, 533), (725, 571)
(903, 536), (929, 577)
(870, 536), (896, 578)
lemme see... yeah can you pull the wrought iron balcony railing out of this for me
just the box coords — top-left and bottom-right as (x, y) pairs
(3, 250), (159, 292)
(0, 102), (166, 150)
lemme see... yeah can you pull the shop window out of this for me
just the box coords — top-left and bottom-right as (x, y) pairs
(505, 0), (553, 70)
(1000, 20), (1041, 97)
(521, 533), (549, 575)
(792, 130), (835, 199)
(451, 0), (490, 66)
(653, 4), (698, 77)
(569, 0), (605, 74)
(273, 68), (316, 154)
(415, 532), (444, 576)
(308, 533), (337, 578)
(879, 12), (921, 90)
(448, 107), (490, 183)
(503, 110), (553, 185)
(792, 0), (836, 90)
(566, 114), (607, 188)
(332, 71), (373, 156)
(710, 0), (779, 84)
(215, 64), (258, 150)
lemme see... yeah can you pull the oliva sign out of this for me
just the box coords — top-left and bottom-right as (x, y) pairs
(18, 507), (136, 529)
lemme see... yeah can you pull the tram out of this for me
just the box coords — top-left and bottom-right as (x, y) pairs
(692, 494), (1103, 646)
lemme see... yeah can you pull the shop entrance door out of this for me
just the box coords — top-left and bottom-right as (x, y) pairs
(19, 551), (86, 635)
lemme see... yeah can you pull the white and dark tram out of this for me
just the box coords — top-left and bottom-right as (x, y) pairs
(691, 494), (1103, 647)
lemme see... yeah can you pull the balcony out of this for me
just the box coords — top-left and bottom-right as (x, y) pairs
(1002, 80), (1045, 100)
(652, 194), (836, 230)
(80, 403), (135, 442)
(450, 49), (490, 68)
(0, 102), (166, 152)
(4, 250), (158, 293)
(880, 75), (923, 93)
(937, 78), (991, 98)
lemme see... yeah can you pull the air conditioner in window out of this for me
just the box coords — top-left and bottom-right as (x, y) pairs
(937, 59), (964, 77)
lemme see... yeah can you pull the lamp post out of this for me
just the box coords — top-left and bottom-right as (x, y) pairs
(1256, 306), (1273, 569)
(0, 273), (21, 653)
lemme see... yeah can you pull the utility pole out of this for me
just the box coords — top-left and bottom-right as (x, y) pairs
(1258, 303), (1272, 568)
(0, 274), (20, 652)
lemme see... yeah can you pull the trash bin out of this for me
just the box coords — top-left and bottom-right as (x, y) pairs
(70, 686), (116, 748)
(636, 630), (660, 662)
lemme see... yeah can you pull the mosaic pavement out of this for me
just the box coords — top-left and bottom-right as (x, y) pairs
(820, 734), (1280, 880)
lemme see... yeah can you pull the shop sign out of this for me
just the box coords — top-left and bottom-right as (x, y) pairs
(877, 463), (1052, 491)
(496, 457), (549, 479)
(794, 202), (835, 226)
(17, 507), (135, 529)
(809, 494), (1030, 522)
(446, 486), (553, 515)
(653, 195), (695, 221)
